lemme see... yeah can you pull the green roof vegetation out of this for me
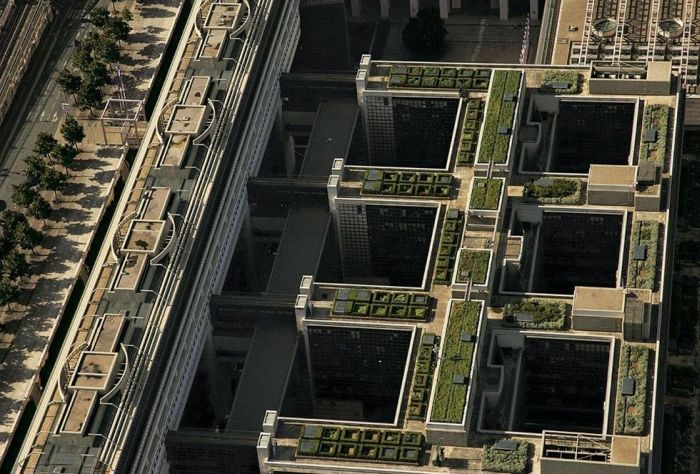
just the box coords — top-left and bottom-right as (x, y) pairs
(434, 209), (464, 285)
(522, 178), (583, 205)
(408, 333), (439, 421)
(481, 440), (529, 474)
(457, 99), (485, 166)
(469, 178), (503, 210)
(430, 301), (481, 423)
(297, 425), (423, 464)
(388, 66), (491, 91)
(503, 299), (568, 330)
(362, 170), (453, 199)
(456, 249), (490, 284)
(639, 104), (669, 166)
(333, 288), (431, 320)
(478, 70), (521, 164)
(539, 71), (581, 94)
(626, 220), (660, 290)
(614, 345), (650, 435)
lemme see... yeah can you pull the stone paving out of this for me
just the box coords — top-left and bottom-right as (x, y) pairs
(0, 0), (182, 460)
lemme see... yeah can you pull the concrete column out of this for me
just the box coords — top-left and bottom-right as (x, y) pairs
(530, 0), (539, 20)
(499, 0), (509, 21)
(439, 0), (450, 18)
(410, 0), (420, 16)
(351, 0), (362, 17)
(380, 0), (390, 18)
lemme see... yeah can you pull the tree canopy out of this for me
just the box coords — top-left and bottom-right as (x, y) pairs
(60, 117), (85, 147)
(401, 8), (448, 59)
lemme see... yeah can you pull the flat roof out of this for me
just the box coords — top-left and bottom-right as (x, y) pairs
(60, 390), (97, 434)
(121, 219), (166, 254)
(204, 2), (242, 30)
(573, 287), (626, 313)
(589, 165), (637, 186)
(165, 105), (207, 135)
(93, 314), (126, 352)
(183, 76), (211, 106)
(114, 253), (149, 291)
(141, 187), (171, 220)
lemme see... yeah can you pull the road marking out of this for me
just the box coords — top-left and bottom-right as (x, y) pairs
(51, 112), (58, 122)
(471, 20), (487, 62)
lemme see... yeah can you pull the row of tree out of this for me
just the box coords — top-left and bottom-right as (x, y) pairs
(0, 118), (86, 307)
(56, 7), (132, 113)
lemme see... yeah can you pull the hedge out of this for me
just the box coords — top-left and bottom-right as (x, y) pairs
(626, 220), (660, 290)
(457, 99), (485, 166)
(478, 70), (522, 164)
(388, 66), (491, 91)
(639, 104), (669, 166)
(470, 178), (503, 210)
(481, 440), (529, 474)
(503, 299), (568, 330)
(408, 333), (439, 421)
(431, 301), (481, 423)
(539, 71), (580, 94)
(614, 345), (649, 435)
(523, 178), (582, 205)
(362, 170), (453, 199)
(333, 288), (431, 320)
(434, 209), (464, 285)
(297, 425), (423, 464)
(456, 249), (490, 284)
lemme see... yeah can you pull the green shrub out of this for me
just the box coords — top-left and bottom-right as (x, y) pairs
(481, 440), (529, 473)
(503, 299), (568, 329)
(523, 178), (582, 204)
(614, 345), (650, 435)
(470, 178), (502, 210)
(456, 249), (490, 284)
(626, 220), (660, 290)
(540, 71), (580, 94)
(430, 301), (481, 423)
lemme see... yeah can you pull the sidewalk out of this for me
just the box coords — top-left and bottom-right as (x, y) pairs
(0, 0), (183, 461)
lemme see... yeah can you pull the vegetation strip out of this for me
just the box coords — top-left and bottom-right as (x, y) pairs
(457, 98), (485, 166)
(388, 65), (491, 91)
(639, 104), (669, 166)
(456, 249), (490, 284)
(477, 69), (521, 164)
(626, 220), (660, 290)
(539, 71), (580, 94)
(503, 299), (568, 330)
(361, 169), (453, 199)
(434, 209), (464, 285)
(408, 333), (439, 421)
(614, 345), (649, 435)
(481, 440), (529, 474)
(470, 177), (502, 210)
(431, 300), (481, 423)
(522, 178), (582, 205)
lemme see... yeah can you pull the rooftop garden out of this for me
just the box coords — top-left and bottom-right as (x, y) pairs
(388, 65), (491, 91)
(614, 345), (650, 435)
(456, 249), (490, 285)
(430, 300), (481, 423)
(408, 332), (439, 421)
(434, 209), (464, 285)
(539, 71), (581, 94)
(522, 177), (583, 205)
(626, 220), (660, 290)
(477, 69), (522, 165)
(297, 425), (423, 464)
(361, 169), (453, 199)
(639, 104), (669, 167)
(481, 440), (530, 474)
(457, 98), (485, 166)
(332, 288), (432, 321)
(469, 178), (503, 210)
(503, 299), (568, 330)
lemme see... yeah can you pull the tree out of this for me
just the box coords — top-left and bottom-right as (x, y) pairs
(56, 69), (82, 101)
(72, 48), (95, 74)
(12, 221), (43, 253)
(39, 167), (67, 201)
(401, 8), (448, 60)
(27, 195), (52, 223)
(121, 8), (133, 22)
(88, 7), (110, 28)
(104, 16), (131, 45)
(33, 132), (58, 158)
(83, 31), (103, 52)
(51, 144), (79, 173)
(0, 210), (28, 241)
(24, 154), (48, 181)
(3, 251), (29, 281)
(95, 35), (120, 65)
(86, 61), (110, 89)
(0, 277), (21, 310)
(60, 117), (85, 148)
(12, 182), (40, 209)
(76, 81), (104, 114)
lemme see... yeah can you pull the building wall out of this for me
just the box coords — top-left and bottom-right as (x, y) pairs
(131, 1), (301, 472)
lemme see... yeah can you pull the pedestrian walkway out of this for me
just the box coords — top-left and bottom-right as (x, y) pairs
(0, 0), (183, 462)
